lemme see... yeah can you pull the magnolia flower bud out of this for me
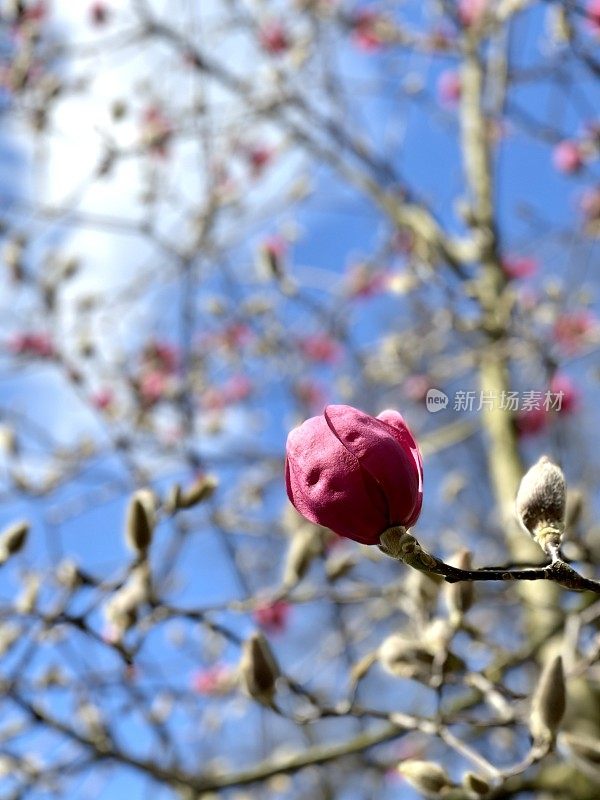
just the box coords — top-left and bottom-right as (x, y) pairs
(177, 474), (218, 509)
(529, 654), (566, 744)
(515, 456), (566, 551)
(286, 405), (423, 545)
(398, 760), (453, 796)
(446, 549), (474, 622)
(282, 527), (321, 589)
(462, 771), (491, 796)
(125, 490), (156, 555)
(0, 520), (29, 565)
(239, 632), (279, 707)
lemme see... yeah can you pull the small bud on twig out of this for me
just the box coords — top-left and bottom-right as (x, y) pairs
(282, 527), (321, 589)
(398, 759), (454, 796)
(515, 456), (566, 552)
(177, 474), (218, 509)
(529, 654), (566, 745)
(125, 490), (156, 555)
(239, 632), (279, 707)
(462, 771), (491, 796)
(0, 520), (29, 565)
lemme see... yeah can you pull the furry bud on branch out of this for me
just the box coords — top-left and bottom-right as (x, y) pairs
(239, 632), (280, 707)
(125, 490), (156, 555)
(398, 760), (454, 796)
(462, 771), (491, 796)
(0, 520), (29, 565)
(529, 654), (566, 745)
(515, 456), (566, 552)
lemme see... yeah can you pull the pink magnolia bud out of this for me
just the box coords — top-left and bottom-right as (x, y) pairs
(437, 70), (461, 107)
(587, 0), (600, 35)
(553, 140), (583, 174)
(458, 0), (487, 27)
(285, 405), (423, 545)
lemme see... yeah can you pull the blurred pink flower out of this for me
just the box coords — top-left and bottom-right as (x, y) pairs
(350, 9), (386, 51)
(586, 0), (600, 34)
(141, 106), (173, 157)
(139, 370), (169, 404)
(9, 332), (54, 358)
(404, 374), (431, 403)
(458, 0), (487, 27)
(191, 664), (233, 695)
(259, 22), (290, 54)
(202, 374), (252, 410)
(553, 140), (583, 174)
(298, 333), (341, 364)
(437, 70), (461, 106)
(553, 310), (597, 353)
(90, 2), (110, 25)
(144, 340), (179, 374)
(254, 600), (290, 634)
(91, 388), (114, 411)
(501, 255), (538, 280)
(549, 373), (580, 414)
(295, 379), (327, 412)
(246, 144), (274, 176)
(516, 406), (548, 438)
(345, 264), (388, 298)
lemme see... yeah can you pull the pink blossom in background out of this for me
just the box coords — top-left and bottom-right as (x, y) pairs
(91, 388), (114, 411)
(144, 340), (179, 374)
(202, 374), (253, 410)
(552, 310), (597, 353)
(191, 664), (233, 695)
(437, 70), (462, 106)
(515, 406), (549, 438)
(261, 234), (286, 260)
(286, 405), (423, 545)
(458, 0), (487, 27)
(141, 106), (173, 157)
(220, 323), (254, 350)
(9, 332), (54, 358)
(246, 144), (274, 176)
(298, 333), (341, 364)
(404, 374), (431, 403)
(295, 379), (327, 412)
(90, 2), (110, 25)
(254, 600), (290, 634)
(552, 140), (583, 174)
(549, 373), (580, 414)
(259, 22), (290, 54)
(501, 255), (538, 280)
(586, 0), (600, 34)
(350, 9), (386, 51)
(345, 264), (388, 298)
(138, 370), (170, 405)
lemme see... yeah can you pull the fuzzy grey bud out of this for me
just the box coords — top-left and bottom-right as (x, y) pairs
(125, 490), (156, 555)
(462, 771), (490, 796)
(282, 527), (321, 589)
(398, 760), (453, 796)
(529, 654), (566, 744)
(177, 474), (218, 509)
(239, 632), (279, 707)
(0, 520), (29, 565)
(515, 456), (566, 551)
